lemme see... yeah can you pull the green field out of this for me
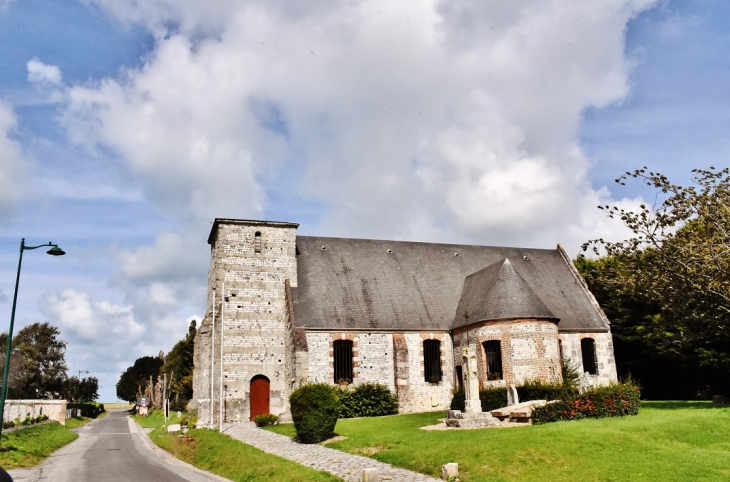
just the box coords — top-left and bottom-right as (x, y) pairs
(265, 401), (730, 481)
(137, 410), (337, 481)
(0, 422), (78, 469)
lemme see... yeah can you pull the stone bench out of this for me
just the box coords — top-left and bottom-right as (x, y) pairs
(490, 400), (547, 423)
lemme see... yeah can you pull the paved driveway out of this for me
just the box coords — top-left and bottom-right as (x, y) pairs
(8, 410), (227, 482)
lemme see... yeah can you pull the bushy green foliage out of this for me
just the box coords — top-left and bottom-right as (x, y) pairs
(290, 383), (339, 443)
(67, 402), (105, 418)
(254, 413), (279, 427)
(532, 381), (641, 424)
(335, 383), (399, 418)
(116, 355), (164, 402)
(479, 387), (509, 411)
(517, 379), (578, 402)
(449, 387), (508, 412)
(449, 388), (465, 411)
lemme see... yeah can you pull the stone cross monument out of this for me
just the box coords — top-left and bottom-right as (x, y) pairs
(463, 346), (481, 413)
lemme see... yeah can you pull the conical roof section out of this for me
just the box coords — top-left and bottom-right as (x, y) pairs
(453, 258), (557, 328)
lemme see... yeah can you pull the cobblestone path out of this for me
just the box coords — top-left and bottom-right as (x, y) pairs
(223, 422), (441, 482)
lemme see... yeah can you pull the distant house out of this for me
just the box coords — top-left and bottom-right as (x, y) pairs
(191, 219), (617, 423)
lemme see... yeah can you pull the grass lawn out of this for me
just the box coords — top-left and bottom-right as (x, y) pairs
(136, 410), (338, 481)
(265, 401), (730, 481)
(0, 422), (78, 469)
(66, 410), (108, 429)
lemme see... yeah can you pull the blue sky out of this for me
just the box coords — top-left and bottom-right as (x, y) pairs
(0, 0), (728, 402)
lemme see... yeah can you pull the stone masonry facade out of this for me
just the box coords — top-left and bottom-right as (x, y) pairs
(559, 331), (617, 386)
(192, 219), (619, 422)
(453, 319), (562, 388)
(192, 221), (298, 424)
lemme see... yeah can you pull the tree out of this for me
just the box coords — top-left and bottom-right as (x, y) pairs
(160, 319), (197, 411)
(116, 356), (164, 402)
(582, 167), (730, 397)
(63, 376), (100, 403)
(0, 322), (68, 399)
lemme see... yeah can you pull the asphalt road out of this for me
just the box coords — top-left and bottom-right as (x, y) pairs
(7, 410), (227, 482)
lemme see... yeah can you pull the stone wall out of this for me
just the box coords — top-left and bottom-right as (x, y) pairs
(559, 331), (617, 386)
(3, 400), (66, 424)
(399, 332), (454, 412)
(305, 331), (454, 413)
(453, 319), (562, 387)
(191, 220), (298, 423)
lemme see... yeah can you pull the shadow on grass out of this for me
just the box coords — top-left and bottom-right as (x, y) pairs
(642, 401), (728, 410)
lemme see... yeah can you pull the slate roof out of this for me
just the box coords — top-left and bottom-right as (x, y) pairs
(290, 236), (610, 333)
(453, 258), (557, 328)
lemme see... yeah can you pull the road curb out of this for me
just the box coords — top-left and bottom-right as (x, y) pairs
(130, 417), (231, 482)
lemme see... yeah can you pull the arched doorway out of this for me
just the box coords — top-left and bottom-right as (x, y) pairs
(249, 375), (270, 420)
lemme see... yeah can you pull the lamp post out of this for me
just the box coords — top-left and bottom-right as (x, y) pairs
(0, 239), (65, 441)
(78, 370), (89, 403)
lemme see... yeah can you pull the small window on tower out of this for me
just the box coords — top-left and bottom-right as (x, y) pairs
(423, 339), (442, 383)
(254, 231), (262, 253)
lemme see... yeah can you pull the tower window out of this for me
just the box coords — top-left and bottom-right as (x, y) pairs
(333, 340), (353, 383)
(483, 340), (503, 380)
(581, 338), (598, 375)
(254, 232), (262, 253)
(423, 339), (442, 383)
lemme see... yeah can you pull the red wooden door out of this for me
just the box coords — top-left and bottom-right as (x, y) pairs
(250, 375), (270, 420)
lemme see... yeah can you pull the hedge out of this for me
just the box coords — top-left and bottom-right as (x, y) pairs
(335, 383), (399, 418)
(517, 379), (578, 403)
(532, 382), (641, 424)
(67, 402), (105, 418)
(450, 387), (508, 412)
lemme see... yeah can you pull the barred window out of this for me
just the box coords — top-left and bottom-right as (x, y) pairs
(483, 340), (503, 380)
(333, 340), (353, 383)
(581, 338), (598, 375)
(254, 231), (262, 253)
(423, 340), (442, 382)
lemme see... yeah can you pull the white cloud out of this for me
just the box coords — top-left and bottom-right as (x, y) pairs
(27, 58), (63, 86)
(0, 100), (26, 218)
(40, 288), (198, 400)
(41, 289), (142, 342)
(63, 0), (659, 252)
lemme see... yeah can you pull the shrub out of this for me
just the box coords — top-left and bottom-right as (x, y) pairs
(2, 421), (14, 429)
(517, 379), (578, 403)
(479, 387), (508, 411)
(290, 383), (339, 444)
(68, 402), (105, 418)
(336, 383), (399, 418)
(254, 413), (279, 427)
(450, 387), (508, 412)
(532, 381), (641, 425)
(450, 388), (465, 411)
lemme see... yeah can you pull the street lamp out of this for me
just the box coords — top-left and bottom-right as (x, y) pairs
(77, 370), (89, 403)
(0, 239), (65, 441)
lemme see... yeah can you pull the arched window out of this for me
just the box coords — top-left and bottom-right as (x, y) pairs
(423, 340), (441, 382)
(333, 340), (353, 383)
(581, 338), (598, 375)
(254, 231), (262, 253)
(483, 340), (503, 380)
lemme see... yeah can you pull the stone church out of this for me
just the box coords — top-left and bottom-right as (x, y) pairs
(191, 218), (617, 424)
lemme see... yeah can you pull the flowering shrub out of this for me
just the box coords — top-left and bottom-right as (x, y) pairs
(532, 381), (641, 424)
